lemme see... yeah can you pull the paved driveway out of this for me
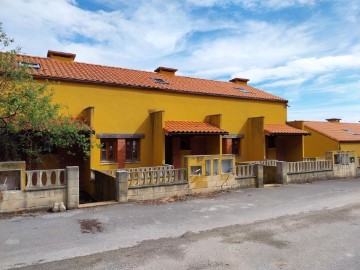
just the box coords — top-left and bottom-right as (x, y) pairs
(1, 179), (360, 269)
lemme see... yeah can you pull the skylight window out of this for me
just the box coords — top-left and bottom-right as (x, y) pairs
(152, 78), (169, 84)
(18, 61), (41, 69)
(342, 129), (359, 135)
(235, 87), (251, 93)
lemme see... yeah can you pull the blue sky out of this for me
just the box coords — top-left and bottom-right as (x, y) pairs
(1, 0), (359, 122)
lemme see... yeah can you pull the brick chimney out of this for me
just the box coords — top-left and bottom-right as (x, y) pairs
(154, 66), (177, 76)
(47, 50), (76, 62)
(229, 77), (250, 85)
(326, 118), (341, 123)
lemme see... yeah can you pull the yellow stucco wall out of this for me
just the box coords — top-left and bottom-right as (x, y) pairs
(340, 142), (360, 157)
(303, 127), (339, 158)
(46, 80), (287, 170)
(285, 136), (303, 161)
(246, 117), (266, 161)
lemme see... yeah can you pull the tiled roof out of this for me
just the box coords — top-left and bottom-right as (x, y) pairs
(15, 54), (287, 103)
(164, 121), (228, 135)
(304, 121), (360, 142)
(264, 124), (309, 136)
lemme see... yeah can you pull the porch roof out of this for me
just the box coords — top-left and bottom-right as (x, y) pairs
(264, 124), (309, 136)
(164, 121), (228, 135)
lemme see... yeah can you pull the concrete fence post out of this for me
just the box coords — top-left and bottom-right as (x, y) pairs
(255, 164), (264, 188)
(66, 166), (79, 209)
(276, 161), (288, 185)
(116, 170), (128, 203)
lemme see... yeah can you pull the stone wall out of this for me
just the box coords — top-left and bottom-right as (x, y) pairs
(0, 166), (79, 213)
(128, 183), (188, 201)
(287, 170), (334, 184)
(112, 160), (260, 202)
(1, 188), (66, 213)
(333, 164), (357, 178)
(287, 162), (357, 184)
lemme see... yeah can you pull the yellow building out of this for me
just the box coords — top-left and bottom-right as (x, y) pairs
(19, 50), (308, 191)
(289, 118), (360, 159)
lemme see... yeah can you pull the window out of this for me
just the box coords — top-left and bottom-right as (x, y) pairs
(342, 129), (359, 135)
(152, 78), (169, 84)
(232, 138), (240, 155)
(18, 61), (41, 69)
(126, 138), (140, 162)
(235, 87), (251, 93)
(100, 139), (116, 162)
(222, 138), (241, 155)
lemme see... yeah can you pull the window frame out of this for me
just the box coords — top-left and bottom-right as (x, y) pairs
(231, 138), (241, 156)
(222, 137), (241, 156)
(126, 138), (140, 162)
(100, 139), (117, 163)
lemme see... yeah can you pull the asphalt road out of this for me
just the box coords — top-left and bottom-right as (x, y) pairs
(1, 179), (360, 270)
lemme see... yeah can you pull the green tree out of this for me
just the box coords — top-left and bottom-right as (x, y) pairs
(0, 23), (92, 167)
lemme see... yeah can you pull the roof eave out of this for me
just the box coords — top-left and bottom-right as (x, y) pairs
(33, 75), (288, 104)
(266, 133), (309, 136)
(165, 132), (229, 136)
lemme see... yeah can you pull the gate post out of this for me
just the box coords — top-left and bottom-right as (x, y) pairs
(255, 164), (264, 188)
(66, 166), (79, 209)
(276, 161), (287, 185)
(116, 170), (128, 203)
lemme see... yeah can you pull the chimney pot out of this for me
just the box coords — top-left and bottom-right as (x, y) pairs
(229, 77), (250, 85)
(326, 118), (341, 123)
(154, 66), (177, 76)
(47, 50), (76, 62)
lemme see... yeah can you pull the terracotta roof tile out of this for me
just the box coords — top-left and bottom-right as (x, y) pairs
(264, 124), (309, 136)
(15, 54), (287, 103)
(164, 121), (228, 135)
(304, 121), (360, 142)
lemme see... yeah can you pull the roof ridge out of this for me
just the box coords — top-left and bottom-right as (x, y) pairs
(14, 52), (287, 103)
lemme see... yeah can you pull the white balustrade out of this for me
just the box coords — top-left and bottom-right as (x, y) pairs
(127, 168), (187, 187)
(25, 169), (66, 190)
(235, 165), (255, 178)
(101, 165), (174, 178)
(287, 160), (333, 174)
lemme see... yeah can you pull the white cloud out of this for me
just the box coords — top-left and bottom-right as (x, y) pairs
(185, 0), (318, 9)
(236, 54), (360, 83)
(0, 0), (359, 123)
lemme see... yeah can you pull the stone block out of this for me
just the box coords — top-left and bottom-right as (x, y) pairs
(10, 200), (26, 210)
(128, 189), (138, 196)
(3, 191), (24, 201)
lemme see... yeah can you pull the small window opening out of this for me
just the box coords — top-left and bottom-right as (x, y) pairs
(152, 78), (169, 84)
(235, 87), (251, 93)
(18, 62), (41, 69)
(342, 129), (359, 135)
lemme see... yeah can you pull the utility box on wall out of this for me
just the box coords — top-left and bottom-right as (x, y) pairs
(0, 161), (26, 191)
(0, 170), (21, 190)
(325, 150), (357, 166)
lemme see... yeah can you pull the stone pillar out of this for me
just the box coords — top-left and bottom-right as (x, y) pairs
(66, 166), (79, 210)
(276, 161), (287, 185)
(116, 170), (128, 203)
(255, 164), (264, 188)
